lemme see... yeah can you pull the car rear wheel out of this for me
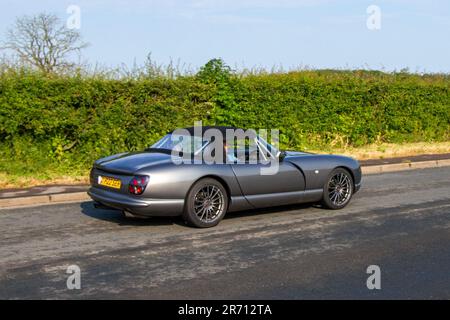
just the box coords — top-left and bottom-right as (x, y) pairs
(322, 168), (354, 209)
(183, 178), (228, 228)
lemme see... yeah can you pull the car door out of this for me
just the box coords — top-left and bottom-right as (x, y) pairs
(228, 138), (305, 208)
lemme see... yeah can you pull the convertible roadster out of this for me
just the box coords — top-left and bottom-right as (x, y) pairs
(88, 126), (362, 227)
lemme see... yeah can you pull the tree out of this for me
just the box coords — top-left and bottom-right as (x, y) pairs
(196, 58), (232, 84)
(1, 13), (88, 73)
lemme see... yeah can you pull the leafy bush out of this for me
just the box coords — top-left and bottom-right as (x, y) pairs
(0, 61), (449, 177)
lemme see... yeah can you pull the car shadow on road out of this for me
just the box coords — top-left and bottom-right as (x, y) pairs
(80, 201), (183, 227)
(224, 202), (321, 221)
(80, 200), (322, 228)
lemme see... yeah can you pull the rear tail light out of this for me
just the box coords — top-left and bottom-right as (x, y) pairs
(128, 175), (149, 195)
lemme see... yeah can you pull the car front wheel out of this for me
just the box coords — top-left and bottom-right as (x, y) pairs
(183, 178), (228, 228)
(322, 168), (354, 209)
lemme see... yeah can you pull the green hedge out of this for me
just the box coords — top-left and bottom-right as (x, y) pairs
(0, 64), (449, 176)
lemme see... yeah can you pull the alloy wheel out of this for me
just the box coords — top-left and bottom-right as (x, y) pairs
(328, 172), (352, 206)
(193, 185), (225, 223)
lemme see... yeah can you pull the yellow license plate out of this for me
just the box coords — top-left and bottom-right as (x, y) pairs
(98, 176), (122, 189)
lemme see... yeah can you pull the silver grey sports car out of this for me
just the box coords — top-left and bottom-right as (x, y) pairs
(88, 126), (362, 228)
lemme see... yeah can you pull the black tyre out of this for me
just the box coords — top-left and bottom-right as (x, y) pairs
(183, 178), (228, 228)
(322, 168), (354, 210)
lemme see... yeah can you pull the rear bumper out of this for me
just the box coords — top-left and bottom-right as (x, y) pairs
(88, 187), (184, 217)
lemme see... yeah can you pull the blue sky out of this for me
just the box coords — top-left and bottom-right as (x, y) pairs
(0, 0), (449, 72)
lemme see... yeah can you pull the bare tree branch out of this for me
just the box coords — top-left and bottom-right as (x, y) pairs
(1, 13), (88, 73)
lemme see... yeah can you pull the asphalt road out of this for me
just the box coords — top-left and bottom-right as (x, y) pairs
(0, 167), (449, 299)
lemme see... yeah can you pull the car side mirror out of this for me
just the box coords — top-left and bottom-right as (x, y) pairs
(277, 150), (285, 161)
